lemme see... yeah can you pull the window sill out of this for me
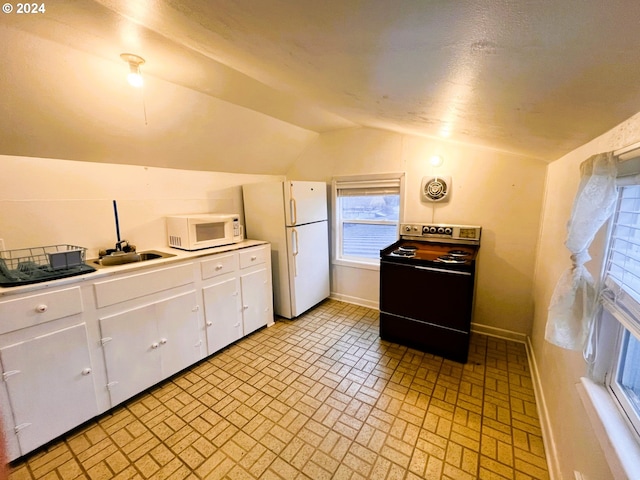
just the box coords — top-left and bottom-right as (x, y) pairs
(576, 377), (640, 480)
(332, 258), (380, 271)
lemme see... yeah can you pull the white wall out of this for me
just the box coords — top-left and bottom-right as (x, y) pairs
(531, 111), (640, 479)
(288, 127), (547, 336)
(0, 155), (284, 259)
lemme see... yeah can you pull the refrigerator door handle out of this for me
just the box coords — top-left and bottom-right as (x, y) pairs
(289, 182), (297, 225)
(292, 228), (299, 276)
(289, 198), (297, 225)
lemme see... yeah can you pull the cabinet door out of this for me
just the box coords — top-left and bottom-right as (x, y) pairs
(99, 291), (202, 407)
(203, 277), (243, 354)
(156, 291), (203, 378)
(240, 267), (270, 335)
(0, 324), (98, 455)
(100, 302), (161, 407)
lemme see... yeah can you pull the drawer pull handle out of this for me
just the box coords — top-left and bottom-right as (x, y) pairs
(251, 255), (257, 261)
(160, 338), (168, 345)
(243, 305), (249, 310)
(151, 342), (159, 349)
(35, 304), (48, 313)
(206, 321), (213, 327)
(216, 264), (223, 270)
(81, 368), (92, 376)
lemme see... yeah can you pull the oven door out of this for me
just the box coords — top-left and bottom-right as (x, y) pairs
(379, 260), (474, 332)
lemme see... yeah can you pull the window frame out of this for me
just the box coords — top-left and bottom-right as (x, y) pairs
(604, 312), (640, 443)
(331, 172), (405, 270)
(596, 171), (640, 447)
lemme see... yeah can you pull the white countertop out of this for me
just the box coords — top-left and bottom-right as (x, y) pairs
(0, 239), (268, 297)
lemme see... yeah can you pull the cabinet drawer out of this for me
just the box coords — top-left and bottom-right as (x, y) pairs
(0, 287), (83, 335)
(201, 253), (238, 280)
(94, 263), (194, 308)
(239, 247), (268, 269)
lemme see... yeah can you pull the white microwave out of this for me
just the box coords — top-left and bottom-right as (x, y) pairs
(166, 214), (244, 251)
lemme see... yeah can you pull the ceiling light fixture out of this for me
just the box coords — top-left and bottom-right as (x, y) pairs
(430, 155), (444, 167)
(120, 53), (145, 88)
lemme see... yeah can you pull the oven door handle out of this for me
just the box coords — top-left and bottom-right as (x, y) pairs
(414, 265), (472, 276)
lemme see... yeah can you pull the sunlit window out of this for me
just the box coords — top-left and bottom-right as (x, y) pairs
(332, 174), (404, 265)
(602, 184), (640, 440)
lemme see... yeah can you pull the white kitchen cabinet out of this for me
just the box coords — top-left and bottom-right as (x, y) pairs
(240, 266), (271, 335)
(0, 240), (272, 461)
(99, 290), (202, 407)
(203, 277), (243, 354)
(0, 286), (84, 335)
(201, 245), (273, 354)
(239, 245), (273, 335)
(0, 323), (97, 456)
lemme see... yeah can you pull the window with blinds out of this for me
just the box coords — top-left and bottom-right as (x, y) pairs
(332, 174), (404, 264)
(601, 183), (640, 440)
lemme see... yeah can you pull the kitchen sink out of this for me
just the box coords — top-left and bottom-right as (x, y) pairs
(89, 250), (177, 268)
(138, 252), (163, 261)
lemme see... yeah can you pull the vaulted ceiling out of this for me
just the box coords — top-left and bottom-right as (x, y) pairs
(3, 0), (640, 170)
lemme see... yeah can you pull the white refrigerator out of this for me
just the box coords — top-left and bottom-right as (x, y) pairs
(242, 181), (330, 319)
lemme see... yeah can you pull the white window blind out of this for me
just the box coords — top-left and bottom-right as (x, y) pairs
(335, 178), (402, 197)
(601, 184), (640, 342)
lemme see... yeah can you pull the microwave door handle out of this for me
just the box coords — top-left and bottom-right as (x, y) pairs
(291, 228), (299, 276)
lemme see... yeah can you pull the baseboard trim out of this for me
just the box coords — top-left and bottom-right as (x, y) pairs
(329, 293), (378, 310)
(470, 322), (528, 343)
(525, 336), (560, 480)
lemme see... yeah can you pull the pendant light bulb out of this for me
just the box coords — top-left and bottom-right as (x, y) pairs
(120, 53), (145, 88)
(127, 65), (143, 88)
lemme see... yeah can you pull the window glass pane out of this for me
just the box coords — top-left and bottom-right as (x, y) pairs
(333, 174), (403, 263)
(618, 330), (640, 418)
(340, 195), (399, 221)
(342, 223), (398, 259)
(607, 185), (640, 304)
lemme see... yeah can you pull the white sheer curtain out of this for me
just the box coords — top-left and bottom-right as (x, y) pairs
(545, 152), (618, 350)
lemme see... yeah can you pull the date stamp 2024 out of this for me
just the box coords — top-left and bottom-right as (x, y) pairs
(2, 3), (46, 14)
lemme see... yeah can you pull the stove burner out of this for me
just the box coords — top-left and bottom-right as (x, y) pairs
(448, 249), (469, 257)
(398, 245), (417, 251)
(390, 249), (416, 257)
(436, 255), (467, 264)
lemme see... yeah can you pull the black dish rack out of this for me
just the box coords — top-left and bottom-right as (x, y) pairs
(0, 244), (96, 287)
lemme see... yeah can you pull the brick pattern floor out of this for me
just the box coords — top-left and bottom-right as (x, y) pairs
(8, 300), (549, 479)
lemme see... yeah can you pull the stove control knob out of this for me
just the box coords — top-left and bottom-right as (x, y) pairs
(429, 226), (437, 234)
(437, 227), (445, 234)
(404, 225), (412, 232)
(444, 227), (453, 235)
(422, 226), (429, 234)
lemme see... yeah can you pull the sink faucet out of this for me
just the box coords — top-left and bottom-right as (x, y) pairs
(115, 240), (135, 252)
